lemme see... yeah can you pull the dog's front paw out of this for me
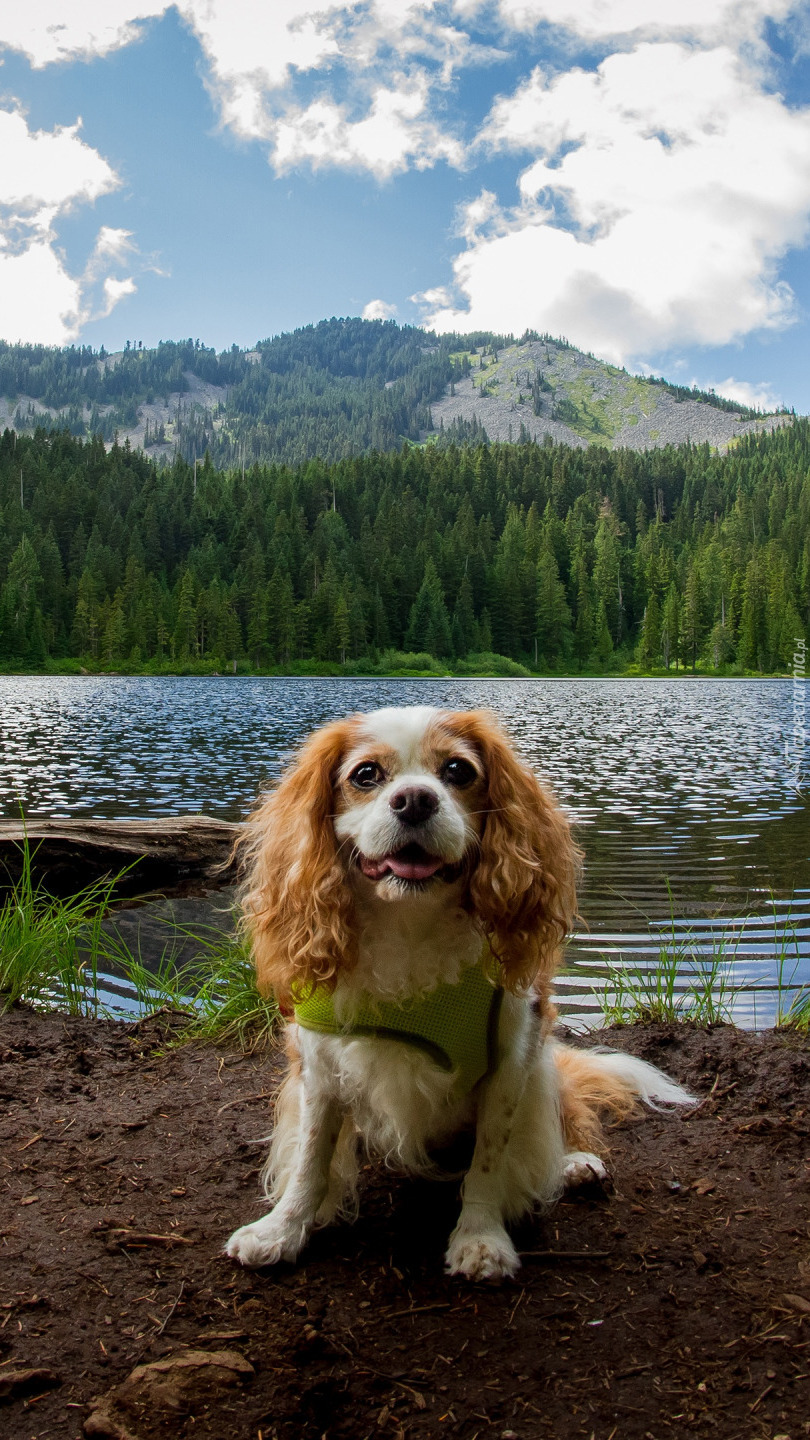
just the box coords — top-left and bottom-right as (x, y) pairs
(225, 1213), (304, 1268)
(445, 1224), (520, 1283)
(562, 1150), (610, 1188)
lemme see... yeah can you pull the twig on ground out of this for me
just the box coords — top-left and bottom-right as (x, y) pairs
(216, 1091), (271, 1116)
(155, 1279), (185, 1336)
(683, 1077), (739, 1119)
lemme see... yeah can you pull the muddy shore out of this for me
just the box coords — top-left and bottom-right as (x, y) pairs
(1, 1010), (808, 1440)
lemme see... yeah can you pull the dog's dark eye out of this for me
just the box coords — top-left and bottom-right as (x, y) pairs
(442, 757), (477, 788)
(350, 761), (385, 790)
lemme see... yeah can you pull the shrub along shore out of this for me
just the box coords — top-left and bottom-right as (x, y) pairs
(0, 651), (801, 679)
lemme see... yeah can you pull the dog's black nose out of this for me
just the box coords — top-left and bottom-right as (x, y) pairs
(389, 786), (439, 826)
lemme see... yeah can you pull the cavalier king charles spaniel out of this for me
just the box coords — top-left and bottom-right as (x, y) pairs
(226, 706), (693, 1282)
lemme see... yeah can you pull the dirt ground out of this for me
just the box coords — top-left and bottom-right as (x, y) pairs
(1, 1009), (808, 1440)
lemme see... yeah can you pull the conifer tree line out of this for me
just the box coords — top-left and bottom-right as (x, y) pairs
(0, 421), (807, 674)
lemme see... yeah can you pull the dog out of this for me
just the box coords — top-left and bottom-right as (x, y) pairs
(226, 705), (693, 1281)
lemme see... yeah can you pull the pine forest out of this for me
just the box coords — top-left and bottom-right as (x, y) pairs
(0, 420), (807, 677)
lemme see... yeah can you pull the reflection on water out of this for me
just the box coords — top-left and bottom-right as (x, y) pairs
(1, 675), (807, 1026)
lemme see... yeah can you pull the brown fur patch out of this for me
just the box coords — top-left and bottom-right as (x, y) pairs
(554, 1046), (641, 1152)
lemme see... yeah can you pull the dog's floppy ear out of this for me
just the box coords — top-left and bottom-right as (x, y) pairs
(444, 710), (580, 995)
(238, 717), (360, 1003)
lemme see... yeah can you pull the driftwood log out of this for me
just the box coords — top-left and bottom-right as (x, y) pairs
(0, 817), (242, 898)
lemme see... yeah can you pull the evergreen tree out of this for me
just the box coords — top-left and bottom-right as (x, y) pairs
(335, 592), (351, 665)
(681, 562), (705, 672)
(273, 570), (297, 665)
(405, 559), (453, 657)
(593, 599), (614, 667)
(660, 584), (680, 671)
(572, 550), (595, 668)
(173, 570), (197, 659)
(738, 555), (768, 671)
(451, 573), (476, 656)
(593, 500), (624, 645)
(103, 590), (127, 666)
(246, 588), (270, 668)
(0, 418), (807, 676)
(0, 535), (42, 660)
(535, 544), (573, 664)
(71, 568), (101, 659)
(638, 592), (661, 668)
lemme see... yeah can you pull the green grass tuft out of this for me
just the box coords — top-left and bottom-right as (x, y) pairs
(773, 902), (810, 1032)
(594, 888), (809, 1030)
(596, 941), (738, 1027)
(1, 835), (278, 1048)
(594, 883), (740, 1027)
(123, 922), (278, 1051)
(0, 836), (134, 1016)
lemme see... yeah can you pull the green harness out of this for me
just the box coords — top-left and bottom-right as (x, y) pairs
(293, 953), (504, 1096)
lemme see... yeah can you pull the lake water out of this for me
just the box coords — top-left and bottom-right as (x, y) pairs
(1, 675), (808, 1027)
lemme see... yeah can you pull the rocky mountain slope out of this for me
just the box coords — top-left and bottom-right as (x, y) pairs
(431, 336), (789, 451)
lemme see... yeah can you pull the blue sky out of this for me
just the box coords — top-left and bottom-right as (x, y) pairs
(2, 2), (810, 411)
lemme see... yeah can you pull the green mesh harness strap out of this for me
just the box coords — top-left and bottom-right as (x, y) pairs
(293, 953), (503, 1096)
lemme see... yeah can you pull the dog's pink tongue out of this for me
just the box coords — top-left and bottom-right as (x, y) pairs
(386, 851), (443, 880)
(360, 852), (443, 881)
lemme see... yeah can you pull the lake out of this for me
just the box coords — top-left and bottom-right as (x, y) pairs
(1, 675), (807, 1027)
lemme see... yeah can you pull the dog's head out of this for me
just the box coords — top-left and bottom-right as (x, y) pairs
(240, 706), (579, 1002)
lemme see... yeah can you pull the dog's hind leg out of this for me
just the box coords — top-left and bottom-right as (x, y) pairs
(562, 1150), (610, 1186)
(316, 1115), (359, 1226)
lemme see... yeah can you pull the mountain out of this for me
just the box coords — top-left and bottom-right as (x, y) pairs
(0, 320), (790, 468)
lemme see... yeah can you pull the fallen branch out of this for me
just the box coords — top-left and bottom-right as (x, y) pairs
(106, 1229), (195, 1248)
(519, 1249), (613, 1261)
(386, 1302), (452, 1318)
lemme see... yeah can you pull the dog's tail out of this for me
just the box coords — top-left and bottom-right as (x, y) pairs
(552, 1042), (696, 1152)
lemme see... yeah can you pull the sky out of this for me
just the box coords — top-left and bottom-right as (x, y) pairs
(2, 3), (810, 411)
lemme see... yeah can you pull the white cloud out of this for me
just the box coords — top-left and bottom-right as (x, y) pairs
(362, 298), (399, 319)
(0, 107), (136, 344)
(0, 107), (117, 218)
(0, 4), (166, 67)
(710, 376), (783, 410)
(2, 3), (800, 186)
(271, 77), (464, 177)
(457, 0), (796, 43)
(176, 2), (477, 175)
(421, 43), (810, 362)
(0, 4), (474, 178)
(100, 274), (137, 314)
(175, 1), (342, 138)
(0, 239), (85, 345)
